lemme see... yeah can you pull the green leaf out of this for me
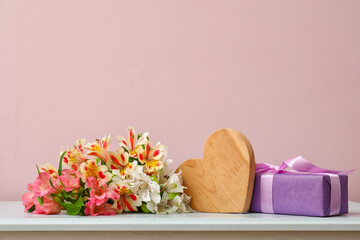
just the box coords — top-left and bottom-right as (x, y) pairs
(35, 164), (40, 175)
(65, 198), (76, 204)
(49, 178), (61, 193)
(79, 205), (86, 216)
(74, 195), (85, 207)
(58, 151), (67, 176)
(49, 178), (55, 188)
(37, 197), (44, 205)
(150, 175), (159, 184)
(51, 193), (62, 198)
(61, 202), (82, 216)
(95, 158), (101, 164)
(140, 203), (150, 213)
(76, 187), (84, 194)
(129, 157), (137, 163)
(53, 196), (62, 203)
(80, 178), (85, 187)
(63, 191), (71, 198)
(27, 204), (36, 213)
(167, 192), (179, 200)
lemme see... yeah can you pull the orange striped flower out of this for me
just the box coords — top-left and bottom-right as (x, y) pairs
(63, 138), (88, 171)
(79, 159), (112, 182)
(85, 135), (111, 162)
(138, 141), (166, 175)
(117, 126), (148, 158)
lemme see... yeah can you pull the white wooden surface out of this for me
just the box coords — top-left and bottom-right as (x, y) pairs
(1, 231), (360, 240)
(0, 201), (360, 232)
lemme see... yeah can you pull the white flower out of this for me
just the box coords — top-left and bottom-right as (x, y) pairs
(152, 162), (192, 214)
(121, 164), (162, 212)
(162, 170), (185, 193)
(177, 193), (192, 213)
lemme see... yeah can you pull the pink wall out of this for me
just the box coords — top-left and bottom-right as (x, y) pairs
(1, 1), (360, 202)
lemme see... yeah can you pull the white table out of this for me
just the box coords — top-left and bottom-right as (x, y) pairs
(0, 201), (359, 239)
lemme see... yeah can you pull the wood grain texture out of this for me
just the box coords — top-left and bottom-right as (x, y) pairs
(177, 129), (255, 213)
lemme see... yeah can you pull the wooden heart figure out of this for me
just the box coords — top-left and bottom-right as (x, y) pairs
(177, 129), (255, 213)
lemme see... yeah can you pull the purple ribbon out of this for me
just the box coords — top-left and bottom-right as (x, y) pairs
(255, 156), (355, 215)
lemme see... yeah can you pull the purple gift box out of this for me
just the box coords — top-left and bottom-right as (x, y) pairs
(250, 156), (353, 217)
(250, 173), (348, 216)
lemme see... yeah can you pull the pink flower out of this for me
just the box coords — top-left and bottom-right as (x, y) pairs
(39, 163), (59, 180)
(22, 184), (35, 211)
(33, 195), (61, 215)
(84, 201), (117, 216)
(86, 177), (119, 206)
(31, 172), (57, 197)
(59, 169), (81, 192)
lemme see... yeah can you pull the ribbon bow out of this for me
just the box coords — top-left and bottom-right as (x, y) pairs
(255, 156), (354, 215)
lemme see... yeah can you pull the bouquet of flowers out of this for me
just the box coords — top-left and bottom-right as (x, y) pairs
(22, 127), (191, 216)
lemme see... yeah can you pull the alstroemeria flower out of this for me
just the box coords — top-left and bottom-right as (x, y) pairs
(177, 193), (192, 213)
(138, 141), (166, 175)
(22, 184), (35, 211)
(155, 164), (192, 214)
(33, 194), (61, 215)
(117, 126), (148, 158)
(107, 148), (129, 170)
(23, 129), (192, 215)
(156, 192), (192, 214)
(143, 179), (161, 213)
(86, 177), (119, 206)
(79, 159), (112, 182)
(109, 180), (142, 213)
(128, 166), (161, 212)
(85, 135), (111, 162)
(39, 163), (58, 180)
(161, 169), (185, 194)
(59, 169), (82, 192)
(107, 149), (138, 178)
(31, 172), (58, 197)
(63, 138), (88, 171)
(84, 201), (117, 216)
